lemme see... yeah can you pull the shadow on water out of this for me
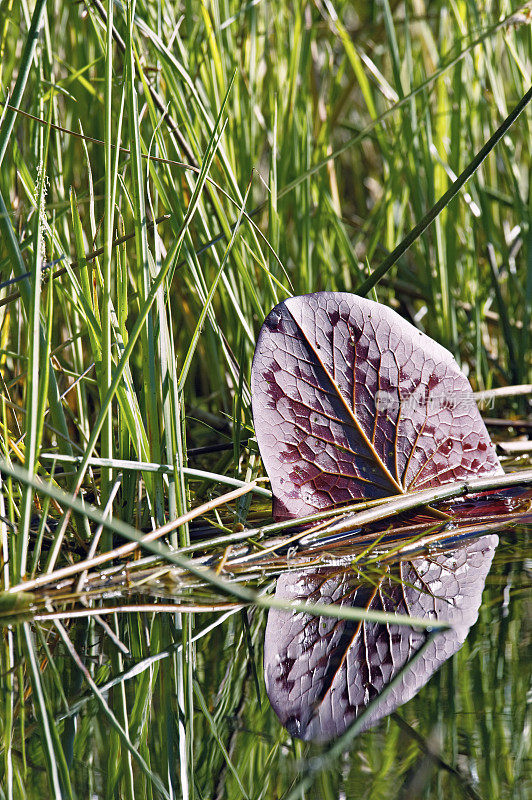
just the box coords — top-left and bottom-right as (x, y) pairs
(264, 534), (498, 741)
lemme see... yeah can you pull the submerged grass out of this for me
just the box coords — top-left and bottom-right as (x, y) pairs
(0, 0), (531, 797)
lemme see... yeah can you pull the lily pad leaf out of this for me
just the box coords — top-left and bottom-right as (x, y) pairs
(251, 292), (502, 521)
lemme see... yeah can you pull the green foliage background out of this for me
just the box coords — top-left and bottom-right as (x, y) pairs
(0, 0), (530, 797)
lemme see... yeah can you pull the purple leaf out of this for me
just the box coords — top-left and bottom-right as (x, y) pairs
(251, 292), (502, 521)
(252, 293), (504, 741)
(264, 535), (498, 741)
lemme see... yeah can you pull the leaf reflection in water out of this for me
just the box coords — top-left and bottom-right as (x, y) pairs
(264, 534), (497, 741)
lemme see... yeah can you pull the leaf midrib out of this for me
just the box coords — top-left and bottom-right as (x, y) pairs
(287, 306), (404, 497)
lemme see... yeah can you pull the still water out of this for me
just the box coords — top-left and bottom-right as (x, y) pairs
(2, 528), (530, 799)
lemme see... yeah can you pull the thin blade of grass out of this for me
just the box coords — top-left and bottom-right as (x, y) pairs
(356, 83), (532, 296)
